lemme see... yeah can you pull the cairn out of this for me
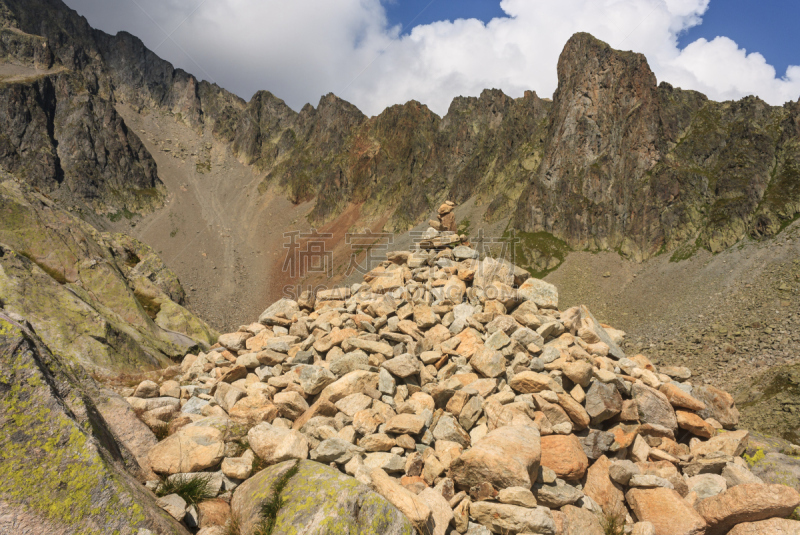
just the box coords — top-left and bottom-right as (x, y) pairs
(125, 225), (800, 534)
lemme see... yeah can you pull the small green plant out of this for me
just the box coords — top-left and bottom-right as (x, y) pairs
(789, 507), (800, 521)
(155, 473), (216, 506)
(254, 461), (300, 535)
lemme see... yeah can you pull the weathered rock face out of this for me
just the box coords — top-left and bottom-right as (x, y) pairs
(514, 32), (800, 262)
(0, 179), (217, 374)
(231, 460), (415, 535)
(0, 312), (189, 534)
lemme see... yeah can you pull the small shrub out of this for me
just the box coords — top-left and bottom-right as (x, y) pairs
(156, 473), (216, 506)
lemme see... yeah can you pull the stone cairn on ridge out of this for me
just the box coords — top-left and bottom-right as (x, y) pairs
(125, 219), (800, 535)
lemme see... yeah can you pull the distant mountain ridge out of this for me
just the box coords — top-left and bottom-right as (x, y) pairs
(0, 0), (798, 272)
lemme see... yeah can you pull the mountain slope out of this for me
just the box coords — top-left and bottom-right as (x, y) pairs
(2, 0), (797, 276)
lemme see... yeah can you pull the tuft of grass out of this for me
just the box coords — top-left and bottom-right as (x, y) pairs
(223, 513), (243, 535)
(252, 452), (268, 474)
(598, 507), (626, 535)
(254, 461), (300, 535)
(155, 473), (216, 506)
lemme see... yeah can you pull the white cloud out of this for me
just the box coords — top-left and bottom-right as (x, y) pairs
(63, 0), (800, 116)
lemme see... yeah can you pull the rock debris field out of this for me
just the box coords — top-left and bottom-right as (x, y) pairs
(124, 224), (800, 535)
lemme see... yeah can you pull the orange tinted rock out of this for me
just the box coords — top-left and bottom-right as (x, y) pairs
(659, 383), (706, 411)
(583, 455), (625, 516)
(540, 434), (589, 481)
(676, 410), (715, 439)
(198, 499), (230, 527)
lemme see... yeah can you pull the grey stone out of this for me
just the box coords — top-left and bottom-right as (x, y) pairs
(299, 365), (336, 395)
(628, 474), (674, 489)
(310, 438), (364, 464)
(608, 460), (640, 485)
(181, 396), (209, 415)
(585, 381), (622, 424)
(579, 430), (615, 460)
(156, 493), (187, 520)
(632, 383), (678, 432)
(534, 479), (583, 508)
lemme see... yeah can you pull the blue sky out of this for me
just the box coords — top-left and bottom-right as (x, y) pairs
(383, 0), (507, 34)
(678, 0), (799, 76)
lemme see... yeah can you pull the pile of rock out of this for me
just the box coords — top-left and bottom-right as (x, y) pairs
(429, 201), (457, 233)
(125, 232), (800, 535)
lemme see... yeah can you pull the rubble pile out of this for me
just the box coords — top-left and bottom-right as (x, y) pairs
(125, 220), (800, 535)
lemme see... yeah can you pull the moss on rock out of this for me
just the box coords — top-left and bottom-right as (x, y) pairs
(0, 313), (190, 534)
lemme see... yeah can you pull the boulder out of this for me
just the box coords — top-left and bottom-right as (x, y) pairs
(231, 460), (415, 535)
(691, 429), (749, 457)
(469, 502), (556, 534)
(562, 504), (604, 535)
(509, 371), (562, 394)
(0, 314), (190, 534)
(385, 414), (427, 435)
(369, 468), (433, 531)
(450, 426), (541, 490)
(686, 474), (727, 500)
(658, 383), (706, 411)
(540, 434), (589, 481)
(382, 354), (422, 378)
(149, 424), (225, 475)
(517, 278), (559, 309)
(585, 381), (623, 424)
(418, 487), (454, 535)
(470, 347), (505, 378)
(632, 383), (678, 432)
(693, 385), (739, 429)
(584, 455), (626, 515)
(258, 298), (299, 324)
(247, 424), (309, 464)
(695, 483), (800, 535)
(727, 518), (800, 535)
(319, 370), (379, 402)
(625, 487), (707, 535)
